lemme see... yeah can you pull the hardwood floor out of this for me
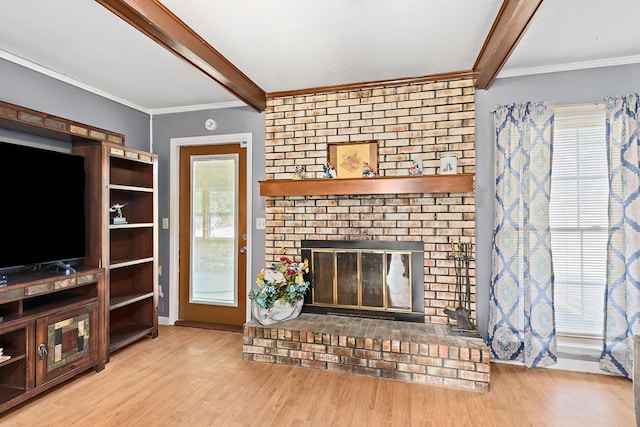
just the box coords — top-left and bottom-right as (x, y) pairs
(0, 325), (634, 426)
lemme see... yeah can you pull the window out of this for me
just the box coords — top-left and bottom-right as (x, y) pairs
(550, 104), (607, 339)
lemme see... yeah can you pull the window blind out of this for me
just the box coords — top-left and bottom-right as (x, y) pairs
(550, 105), (607, 338)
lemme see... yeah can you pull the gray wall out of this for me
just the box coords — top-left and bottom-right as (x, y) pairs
(0, 58), (150, 150)
(152, 107), (265, 317)
(6, 53), (639, 330)
(1, 57), (266, 319)
(475, 63), (640, 340)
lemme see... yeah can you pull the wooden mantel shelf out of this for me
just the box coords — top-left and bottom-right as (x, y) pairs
(259, 173), (475, 197)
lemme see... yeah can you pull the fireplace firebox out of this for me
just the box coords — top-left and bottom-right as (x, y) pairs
(301, 240), (424, 322)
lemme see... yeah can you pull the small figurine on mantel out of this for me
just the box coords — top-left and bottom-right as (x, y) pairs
(323, 163), (337, 179)
(409, 160), (423, 176)
(362, 162), (375, 178)
(292, 165), (305, 180)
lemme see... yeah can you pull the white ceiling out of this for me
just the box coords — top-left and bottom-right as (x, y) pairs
(0, 0), (638, 114)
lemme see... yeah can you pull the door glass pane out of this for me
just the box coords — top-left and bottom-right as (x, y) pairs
(336, 252), (358, 306)
(386, 252), (411, 310)
(312, 251), (334, 304)
(190, 154), (238, 306)
(361, 252), (384, 308)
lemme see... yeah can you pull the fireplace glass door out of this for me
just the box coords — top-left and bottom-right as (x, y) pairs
(310, 249), (412, 312)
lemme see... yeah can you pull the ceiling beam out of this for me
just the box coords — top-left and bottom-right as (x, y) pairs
(473, 0), (545, 89)
(96, 0), (266, 112)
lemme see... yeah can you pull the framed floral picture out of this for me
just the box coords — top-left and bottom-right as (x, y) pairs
(328, 141), (378, 178)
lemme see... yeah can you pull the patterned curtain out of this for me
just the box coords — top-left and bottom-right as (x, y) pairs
(488, 101), (557, 368)
(600, 94), (640, 378)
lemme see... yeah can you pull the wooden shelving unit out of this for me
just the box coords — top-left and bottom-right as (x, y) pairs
(104, 144), (159, 355)
(74, 139), (159, 357)
(259, 173), (475, 197)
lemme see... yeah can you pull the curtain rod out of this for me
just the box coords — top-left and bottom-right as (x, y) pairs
(491, 100), (607, 114)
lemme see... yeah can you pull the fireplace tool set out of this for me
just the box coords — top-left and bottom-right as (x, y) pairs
(444, 238), (477, 335)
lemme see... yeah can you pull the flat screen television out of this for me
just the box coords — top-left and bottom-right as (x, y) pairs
(0, 140), (86, 273)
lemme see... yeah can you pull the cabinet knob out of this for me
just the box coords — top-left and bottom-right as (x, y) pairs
(38, 344), (48, 359)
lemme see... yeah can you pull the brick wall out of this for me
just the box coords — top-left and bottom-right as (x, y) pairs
(263, 77), (476, 324)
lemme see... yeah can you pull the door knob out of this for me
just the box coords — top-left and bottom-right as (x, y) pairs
(240, 246), (247, 254)
(38, 344), (48, 359)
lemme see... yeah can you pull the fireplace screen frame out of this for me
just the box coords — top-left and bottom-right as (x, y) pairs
(302, 240), (425, 322)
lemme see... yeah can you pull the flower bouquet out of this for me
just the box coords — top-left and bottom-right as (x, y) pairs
(249, 249), (310, 324)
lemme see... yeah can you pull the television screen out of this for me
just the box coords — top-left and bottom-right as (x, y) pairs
(0, 140), (85, 271)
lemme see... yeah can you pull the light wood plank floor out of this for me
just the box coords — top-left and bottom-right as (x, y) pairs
(0, 325), (634, 427)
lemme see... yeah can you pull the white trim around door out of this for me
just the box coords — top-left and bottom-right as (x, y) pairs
(167, 133), (253, 325)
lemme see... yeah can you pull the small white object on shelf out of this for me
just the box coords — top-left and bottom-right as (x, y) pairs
(440, 154), (458, 175)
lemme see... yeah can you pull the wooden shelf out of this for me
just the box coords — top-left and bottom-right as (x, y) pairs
(259, 173), (475, 197)
(109, 257), (155, 270)
(110, 291), (154, 310)
(109, 324), (155, 353)
(0, 351), (24, 368)
(0, 385), (25, 408)
(110, 184), (154, 193)
(109, 223), (154, 230)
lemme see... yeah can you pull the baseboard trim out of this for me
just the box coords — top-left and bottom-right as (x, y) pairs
(173, 320), (243, 333)
(492, 357), (613, 375)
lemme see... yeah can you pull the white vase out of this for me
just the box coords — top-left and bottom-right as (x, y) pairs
(252, 299), (303, 325)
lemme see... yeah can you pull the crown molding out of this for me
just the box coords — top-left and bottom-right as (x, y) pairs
(0, 49), (249, 117)
(0, 49), (149, 114)
(497, 55), (640, 79)
(148, 100), (248, 116)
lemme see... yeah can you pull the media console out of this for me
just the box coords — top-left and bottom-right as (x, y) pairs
(0, 99), (158, 414)
(0, 267), (106, 413)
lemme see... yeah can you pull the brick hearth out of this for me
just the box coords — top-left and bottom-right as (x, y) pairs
(243, 314), (490, 392)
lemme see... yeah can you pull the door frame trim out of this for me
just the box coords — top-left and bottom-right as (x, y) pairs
(168, 133), (253, 325)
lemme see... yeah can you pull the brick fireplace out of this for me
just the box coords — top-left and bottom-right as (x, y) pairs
(243, 74), (490, 391)
(262, 75), (476, 323)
